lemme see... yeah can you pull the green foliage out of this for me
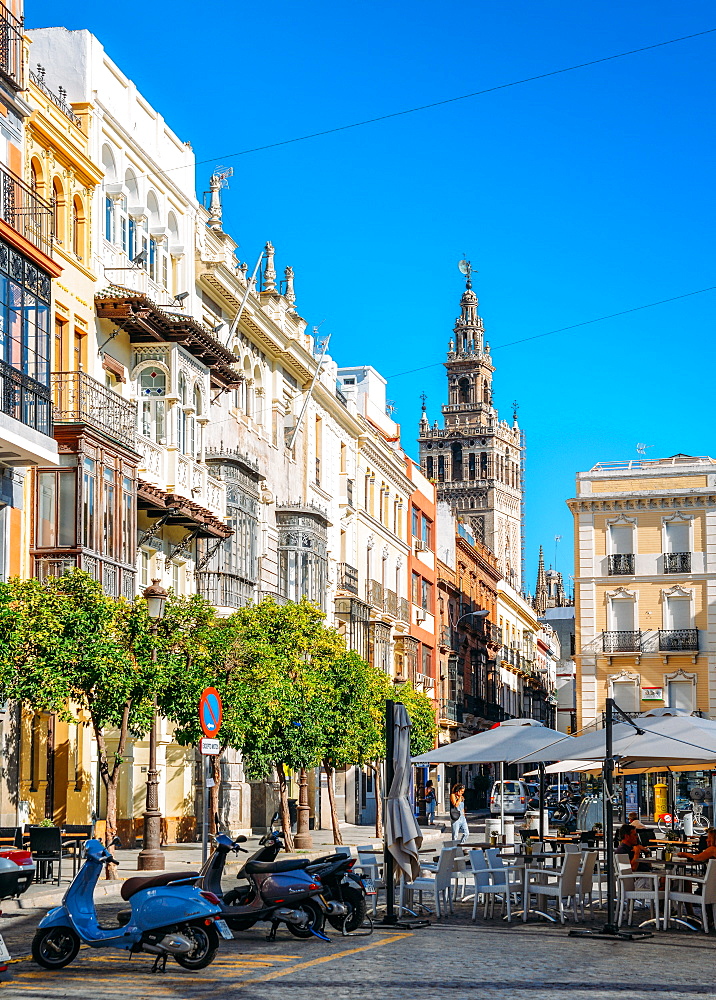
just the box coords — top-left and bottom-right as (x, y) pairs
(393, 682), (438, 756)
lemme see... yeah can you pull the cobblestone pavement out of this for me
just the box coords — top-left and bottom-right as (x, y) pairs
(0, 899), (715, 1000)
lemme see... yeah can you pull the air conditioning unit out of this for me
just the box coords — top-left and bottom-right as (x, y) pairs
(414, 539), (428, 552)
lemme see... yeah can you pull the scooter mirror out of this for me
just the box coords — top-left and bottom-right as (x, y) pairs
(110, 836), (123, 849)
(235, 835), (247, 843)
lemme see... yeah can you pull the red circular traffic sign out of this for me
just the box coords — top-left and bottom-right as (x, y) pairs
(199, 687), (223, 738)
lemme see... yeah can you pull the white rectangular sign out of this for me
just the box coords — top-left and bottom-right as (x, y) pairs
(641, 687), (663, 701)
(199, 737), (220, 755)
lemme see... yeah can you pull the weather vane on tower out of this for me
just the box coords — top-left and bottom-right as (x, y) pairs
(458, 257), (476, 289)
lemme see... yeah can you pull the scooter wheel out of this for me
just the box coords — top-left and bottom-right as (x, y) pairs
(286, 900), (326, 939)
(32, 927), (81, 969)
(174, 922), (219, 970)
(327, 886), (367, 933)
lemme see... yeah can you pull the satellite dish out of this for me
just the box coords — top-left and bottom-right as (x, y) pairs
(458, 259), (471, 276)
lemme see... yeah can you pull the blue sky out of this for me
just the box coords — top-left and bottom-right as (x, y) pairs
(28, 1), (716, 591)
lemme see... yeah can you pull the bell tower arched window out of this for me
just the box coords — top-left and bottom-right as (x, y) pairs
(451, 442), (463, 481)
(458, 377), (470, 404)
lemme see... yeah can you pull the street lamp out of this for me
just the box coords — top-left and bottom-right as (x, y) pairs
(137, 578), (168, 871)
(454, 609), (489, 629)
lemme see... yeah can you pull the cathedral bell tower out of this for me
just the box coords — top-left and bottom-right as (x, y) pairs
(418, 265), (524, 590)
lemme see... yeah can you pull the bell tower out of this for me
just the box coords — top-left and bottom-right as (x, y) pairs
(418, 265), (524, 590)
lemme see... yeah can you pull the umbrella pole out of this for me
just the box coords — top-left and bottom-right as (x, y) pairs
(382, 699), (397, 925)
(603, 697), (617, 935)
(538, 763), (545, 842)
(500, 760), (505, 841)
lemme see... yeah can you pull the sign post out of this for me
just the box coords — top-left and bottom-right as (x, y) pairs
(198, 687), (223, 864)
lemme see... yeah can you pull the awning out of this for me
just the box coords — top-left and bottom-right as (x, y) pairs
(137, 479), (232, 540)
(95, 288), (242, 390)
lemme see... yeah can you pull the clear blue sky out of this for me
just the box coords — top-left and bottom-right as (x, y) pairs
(28, 1), (716, 592)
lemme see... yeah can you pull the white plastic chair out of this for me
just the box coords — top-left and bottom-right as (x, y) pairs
(469, 848), (517, 924)
(523, 849), (581, 923)
(664, 859), (716, 933)
(576, 850), (599, 917)
(357, 848), (384, 916)
(617, 867), (664, 928)
(399, 847), (455, 918)
(485, 848), (523, 893)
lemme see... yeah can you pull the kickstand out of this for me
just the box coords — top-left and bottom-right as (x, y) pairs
(150, 953), (168, 974)
(265, 921), (279, 942)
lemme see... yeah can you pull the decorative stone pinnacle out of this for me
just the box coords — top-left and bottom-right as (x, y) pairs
(284, 265), (295, 306)
(263, 241), (276, 292)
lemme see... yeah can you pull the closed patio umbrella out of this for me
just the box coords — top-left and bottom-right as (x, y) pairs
(385, 701), (423, 882)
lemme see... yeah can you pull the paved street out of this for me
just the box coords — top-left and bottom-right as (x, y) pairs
(1, 896), (715, 999)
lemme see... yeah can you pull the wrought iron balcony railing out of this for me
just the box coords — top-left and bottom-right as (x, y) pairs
(366, 579), (383, 609)
(196, 571), (254, 609)
(602, 630), (642, 653)
(664, 552), (691, 574)
(337, 562), (358, 595)
(0, 359), (52, 435)
(0, 2), (23, 88)
(0, 163), (54, 256)
(398, 597), (409, 622)
(384, 589), (398, 617)
(608, 553), (635, 575)
(439, 699), (463, 723)
(52, 371), (136, 450)
(658, 628), (698, 652)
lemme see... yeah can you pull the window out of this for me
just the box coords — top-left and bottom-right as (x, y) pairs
(611, 678), (639, 712)
(665, 596), (691, 630)
(139, 369), (166, 443)
(610, 598), (635, 632)
(121, 477), (134, 565)
(104, 195), (114, 242)
(82, 458), (96, 550)
(665, 520), (689, 553)
(667, 679), (695, 712)
(36, 471), (76, 548)
(0, 257), (51, 388)
(277, 508), (328, 610)
(421, 578), (432, 613)
(425, 456), (433, 479)
(140, 549), (150, 587)
(411, 571), (420, 605)
(117, 196), (129, 254)
(421, 516), (431, 547)
(421, 644), (432, 677)
(102, 468), (115, 556)
(469, 453), (476, 480)
(412, 507), (419, 538)
(451, 442), (463, 481)
(609, 524), (633, 554)
(437, 455), (445, 482)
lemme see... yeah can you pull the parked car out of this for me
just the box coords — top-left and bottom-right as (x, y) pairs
(489, 780), (529, 816)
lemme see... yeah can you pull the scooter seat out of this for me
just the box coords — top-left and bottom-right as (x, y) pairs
(120, 870), (201, 901)
(243, 858), (313, 875)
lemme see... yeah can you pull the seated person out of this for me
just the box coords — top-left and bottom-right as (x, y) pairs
(627, 811), (646, 830)
(677, 827), (716, 863)
(615, 824), (653, 889)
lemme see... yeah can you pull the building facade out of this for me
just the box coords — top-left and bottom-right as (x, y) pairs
(418, 273), (524, 590)
(570, 454), (716, 729)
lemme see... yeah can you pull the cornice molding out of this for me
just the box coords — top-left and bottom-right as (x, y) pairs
(569, 494), (716, 513)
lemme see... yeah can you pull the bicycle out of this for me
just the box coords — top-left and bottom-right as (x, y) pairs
(657, 806), (708, 837)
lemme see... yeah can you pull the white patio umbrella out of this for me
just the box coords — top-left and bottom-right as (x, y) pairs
(385, 701), (423, 881)
(412, 718), (574, 838)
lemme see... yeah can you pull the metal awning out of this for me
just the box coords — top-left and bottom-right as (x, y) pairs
(137, 479), (232, 540)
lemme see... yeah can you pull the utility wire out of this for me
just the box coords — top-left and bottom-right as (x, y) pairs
(386, 285), (716, 379)
(188, 27), (716, 169)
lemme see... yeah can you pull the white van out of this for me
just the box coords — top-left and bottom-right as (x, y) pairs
(489, 780), (529, 816)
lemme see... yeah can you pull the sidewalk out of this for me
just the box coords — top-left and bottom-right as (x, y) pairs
(3, 821), (450, 913)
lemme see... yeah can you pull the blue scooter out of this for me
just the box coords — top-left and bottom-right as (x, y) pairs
(32, 838), (231, 973)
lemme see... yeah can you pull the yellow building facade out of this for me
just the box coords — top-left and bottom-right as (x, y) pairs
(570, 455), (716, 728)
(16, 66), (103, 827)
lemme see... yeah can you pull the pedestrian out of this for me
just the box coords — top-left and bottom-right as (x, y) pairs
(425, 780), (436, 826)
(450, 783), (469, 843)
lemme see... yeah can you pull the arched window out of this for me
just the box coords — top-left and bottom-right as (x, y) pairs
(458, 377), (470, 404)
(451, 442), (463, 481)
(139, 368), (167, 444)
(52, 177), (65, 244)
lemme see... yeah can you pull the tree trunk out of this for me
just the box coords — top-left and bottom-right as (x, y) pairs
(93, 701), (131, 880)
(371, 762), (384, 840)
(276, 765), (294, 852)
(323, 760), (343, 845)
(209, 753), (222, 836)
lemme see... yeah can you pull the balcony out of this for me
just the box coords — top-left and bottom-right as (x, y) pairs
(0, 163), (53, 256)
(658, 628), (698, 652)
(440, 625), (456, 650)
(337, 562), (358, 595)
(366, 579), (384, 609)
(439, 699), (463, 724)
(664, 552), (691, 574)
(196, 571), (254, 609)
(602, 630), (642, 653)
(34, 553), (135, 602)
(384, 589), (398, 617)
(0, 3), (23, 89)
(136, 436), (227, 520)
(608, 553), (635, 575)
(398, 597), (410, 622)
(0, 359), (52, 436)
(52, 371), (136, 450)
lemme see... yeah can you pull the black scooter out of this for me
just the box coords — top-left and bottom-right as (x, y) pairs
(198, 833), (346, 941)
